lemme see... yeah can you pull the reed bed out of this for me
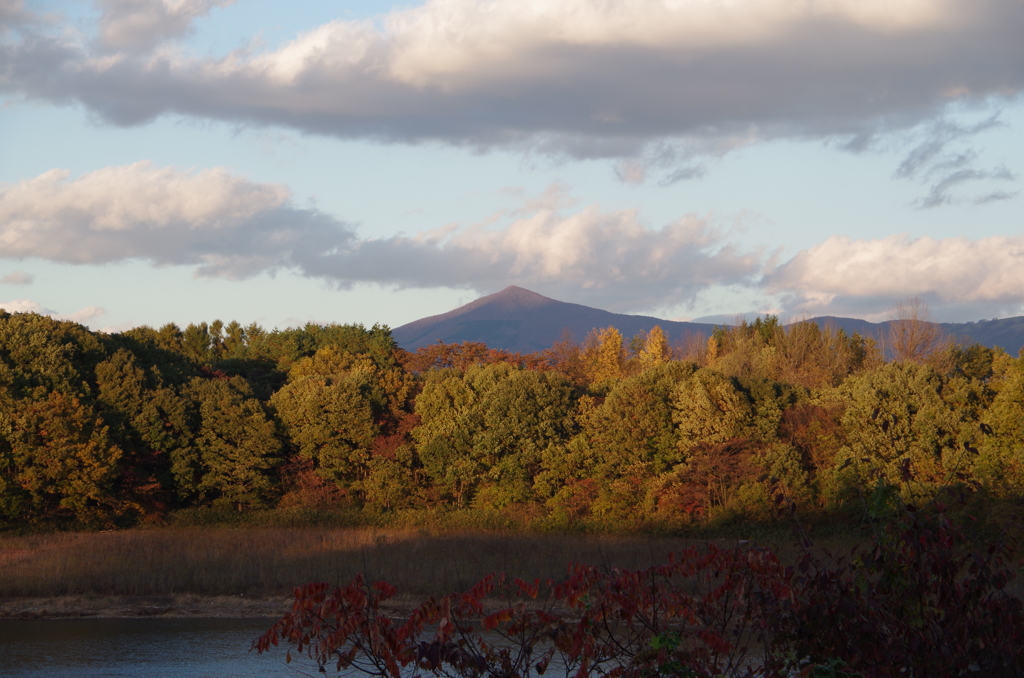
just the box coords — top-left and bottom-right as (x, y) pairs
(0, 528), (728, 599)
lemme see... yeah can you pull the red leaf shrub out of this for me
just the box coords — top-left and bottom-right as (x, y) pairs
(257, 502), (1024, 677)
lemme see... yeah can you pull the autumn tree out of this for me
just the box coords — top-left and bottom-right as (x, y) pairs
(774, 320), (876, 388)
(637, 325), (671, 369)
(540, 330), (588, 386)
(402, 341), (543, 373)
(583, 326), (624, 386)
(886, 298), (949, 364)
(0, 390), (123, 524)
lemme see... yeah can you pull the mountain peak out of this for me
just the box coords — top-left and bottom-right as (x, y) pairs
(486, 285), (554, 308)
(392, 286), (720, 352)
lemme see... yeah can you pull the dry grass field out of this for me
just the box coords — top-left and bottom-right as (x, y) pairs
(0, 527), (756, 600)
(2, 522), (1018, 620)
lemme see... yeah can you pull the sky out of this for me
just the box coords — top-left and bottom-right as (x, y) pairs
(1, 0), (1023, 333)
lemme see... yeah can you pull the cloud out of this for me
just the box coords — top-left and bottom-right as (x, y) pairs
(0, 298), (106, 323)
(0, 299), (52, 314)
(95, 0), (235, 52)
(62, 305), (106, 323)
(974, 190), (1019, 204)
(5, 162), (1020, 321)
(1, 270), (33, 285)
(0, 161), (358, 278)
(0, 0), (34, 33)
(302, 204), (762, 312)
(0, 163), (760, 312)
(766, 234), (1024, 319)
(894, 117), (1003, 179)
(3, 0), (1023, 162)
(877, 114), (1018, 206)
(916, 164), (1016, 208)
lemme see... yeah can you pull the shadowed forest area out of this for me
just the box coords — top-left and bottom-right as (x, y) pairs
(0, 307), (1022, 534)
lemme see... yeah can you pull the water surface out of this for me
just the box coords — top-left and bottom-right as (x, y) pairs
(0, 618), (308, 677)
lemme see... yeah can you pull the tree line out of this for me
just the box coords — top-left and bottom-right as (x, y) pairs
(0, 308), (1021, 530)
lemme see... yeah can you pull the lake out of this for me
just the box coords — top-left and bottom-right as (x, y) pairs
(0, 618), (310, 677)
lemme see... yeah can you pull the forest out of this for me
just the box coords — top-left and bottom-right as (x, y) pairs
(0, 307), (1021, 532)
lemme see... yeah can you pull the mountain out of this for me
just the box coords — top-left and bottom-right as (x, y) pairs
(811, 316), (1024, 357)
(391, 286), (720, 353)
(392, 286), (1024, 356)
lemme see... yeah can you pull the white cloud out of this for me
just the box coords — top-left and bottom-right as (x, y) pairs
(766, 234), (1024, 319)
(6, 162), (1022, 321)
(0, 299), (106, 323)
(0, 161), (357, 278)
(0, 299), (52, 314)
(303, 202), (761, 311)
(3, 0), (1022, 167)
(0, 163), (759, 312)
(62, 305), (107, 323)
(1, 270), (33, 285)
(96, 0), (235, 51)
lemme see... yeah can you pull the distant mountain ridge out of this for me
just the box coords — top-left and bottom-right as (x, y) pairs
(392, 286), (1024, 356)
(393, 286), (720, 353)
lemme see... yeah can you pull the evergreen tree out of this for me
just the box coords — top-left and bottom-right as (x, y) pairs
(181, 376), (281, 509)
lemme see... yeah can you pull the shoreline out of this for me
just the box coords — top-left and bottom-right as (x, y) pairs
(0, 592), (428, 620)
(0, 594), (291, 619)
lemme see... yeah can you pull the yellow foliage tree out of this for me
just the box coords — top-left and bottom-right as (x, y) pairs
(638, 325), (671, 368)
(586, 327), (624, 384)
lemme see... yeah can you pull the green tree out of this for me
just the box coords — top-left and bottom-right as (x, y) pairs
(181, 376), (281, 509)
(95, 349), (194, 513)
(271, 370), (378, 492)
(412, 368), (480, 506)
(568, 363), (695, 523)
(182, 322), (214, 364)
(413, 363), (575, 508)
(0, 311), (108, 399)
(735, 376), (804, 444)
(272, 346), (415, 497)
(672, 368), (754, 453)
(587, 362), (696, 475)
(471, 367), (575, 507)
(975, 354), (1024, 494)
(827, 362), (982, 504)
